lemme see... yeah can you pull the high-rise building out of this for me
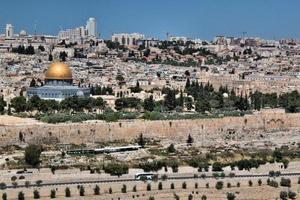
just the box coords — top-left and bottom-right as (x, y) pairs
(58, 17), (97, 43)
(5, 24), (14, 38)
(86, 17), (97, 37)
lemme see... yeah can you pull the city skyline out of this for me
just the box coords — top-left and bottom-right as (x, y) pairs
(0, 0), (300, 40)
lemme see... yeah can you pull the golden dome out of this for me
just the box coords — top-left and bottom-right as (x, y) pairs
(45, 62), (72, 80)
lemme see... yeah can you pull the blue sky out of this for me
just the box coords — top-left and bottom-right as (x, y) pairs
(0, 0), (299, 40)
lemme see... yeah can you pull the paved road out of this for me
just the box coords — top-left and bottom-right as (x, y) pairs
(3, 172), (300, 189)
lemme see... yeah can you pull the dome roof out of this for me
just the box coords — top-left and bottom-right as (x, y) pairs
(45, 62), (72, 80)
(19, 30), (27, 36)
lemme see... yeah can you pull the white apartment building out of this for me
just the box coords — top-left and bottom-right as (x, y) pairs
(112, 33), (144, 46)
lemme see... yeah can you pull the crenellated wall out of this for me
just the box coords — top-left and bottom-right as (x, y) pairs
(0, 109), (299, 147)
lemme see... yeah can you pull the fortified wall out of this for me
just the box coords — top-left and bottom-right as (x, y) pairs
(0, 109), (299, 147)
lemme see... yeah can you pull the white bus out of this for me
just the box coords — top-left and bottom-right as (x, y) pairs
(134, 173), (155, 180)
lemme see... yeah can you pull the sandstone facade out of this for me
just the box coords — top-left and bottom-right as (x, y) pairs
(0, 109), (299, 147)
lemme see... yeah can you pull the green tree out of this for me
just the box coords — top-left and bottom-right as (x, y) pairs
(48, 54), (53, 61)
(227, 192), (236, 200)
(50, 189), (56, 198)
(94, 185), (100, 195)
(121, 184), (127, 193)
(65, 187), (71, 197)
(137, 133), (146, 148)
(103, 163), (129, 177)
(116, 74), (124, 82)
(195, 99), (210, 113)
(0, 96), (6, 114)
(158, 182), (163, 190)
(144, 95), (155, 111)
(187, 134), (194, 145)
(79, 185), (85, 196)
(167, 143), (176, 153)
(182, 181), (187, 189)
(2, 193), (7, 200)
(147, 183), (151, 191)
(10, 96), (27, 112)
(171, 183), (175, 189)
(33, 189), (40, 199)
(18, 192), (24, 200)
(280, 191), (288, 200)
(59, 51), (68, 61)
(164, 89), (176, 111)
(25, 144), (42, 167)
(258, 179), (262, 186)
(288, 190), (297, 199)
(216, 181), (224, 190)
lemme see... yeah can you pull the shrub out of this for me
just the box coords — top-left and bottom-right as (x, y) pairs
(206, 183), (209, 188)
(220, 172), (226, 178)
(216, 181), (224, 190)
(288, 190), (297, 199)
(227, 192), (236, 200)
(33, 189), (40, 199)
(11, 176), (17, 182)
(94, 185), (100, 195)
(280, 178), (291, 187)
(237, 182), (240, 187)
(25, 181), (30, 188)
(158, 182), (162, 190)
(50, 189), (56, 198)
(212, 162), (223, 171)
(36, 180), (43, 187)
(282, 159), (289, 169)
(167, 143), (176, 153)
(188, 194), (193, 200)
(25, 144), (42, 167)
(0, 182), (7, 190)
(12, 182), (18, 188)
(201, 195), (207, 200)
(280, 191), (288, 200)
(268, 180), (279, 188)
(161, 174), (168, 181)
(104, 162), (128, 176)
(65, 187), (71, 197)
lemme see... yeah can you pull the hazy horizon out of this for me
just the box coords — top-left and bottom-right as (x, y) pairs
(0, 0), (300, 40)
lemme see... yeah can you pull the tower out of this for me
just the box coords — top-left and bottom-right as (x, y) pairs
(86, 17), (97, 38)
(5, 24), (14, 38)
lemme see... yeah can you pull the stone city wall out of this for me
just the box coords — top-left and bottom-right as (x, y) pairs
(0, 109), (299, 147)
